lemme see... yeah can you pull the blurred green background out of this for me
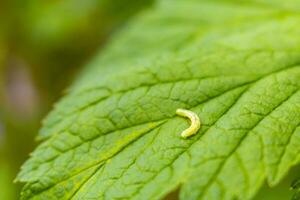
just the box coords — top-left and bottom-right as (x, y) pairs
(0, 0), (298, 199)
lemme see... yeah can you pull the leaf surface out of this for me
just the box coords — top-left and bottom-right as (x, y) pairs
(17, 0), (300, 199)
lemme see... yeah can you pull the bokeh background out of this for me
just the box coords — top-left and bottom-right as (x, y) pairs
(0, 0), (298, 199)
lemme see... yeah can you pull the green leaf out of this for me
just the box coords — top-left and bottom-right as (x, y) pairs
(17, 0), (300, 199)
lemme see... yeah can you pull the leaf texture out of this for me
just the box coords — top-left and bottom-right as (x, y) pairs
(17, 0), (300, 199)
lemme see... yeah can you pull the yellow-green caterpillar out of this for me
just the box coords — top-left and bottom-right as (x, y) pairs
(176, 109), (201, 138)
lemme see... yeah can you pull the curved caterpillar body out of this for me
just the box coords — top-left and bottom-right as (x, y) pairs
(176, 109), (201, 138)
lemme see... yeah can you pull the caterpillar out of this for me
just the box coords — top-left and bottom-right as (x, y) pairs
(176, 109), (201, 138)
